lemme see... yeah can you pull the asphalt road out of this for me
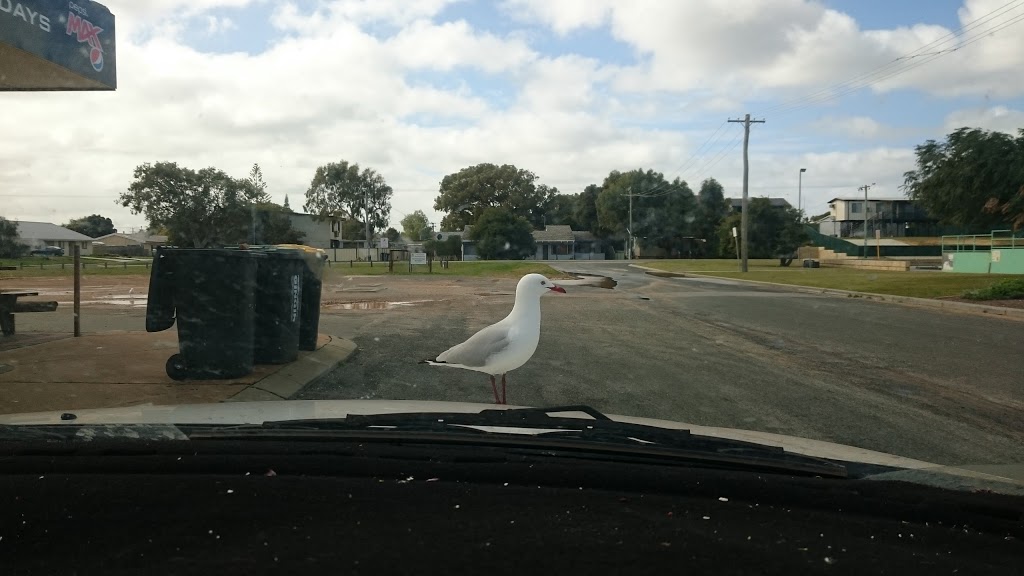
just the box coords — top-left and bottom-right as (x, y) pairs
(301, 262), (1024, 469)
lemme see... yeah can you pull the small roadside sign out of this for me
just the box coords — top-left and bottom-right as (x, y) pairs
(379, 237), (389, 249)
(411, 253), (427, 265)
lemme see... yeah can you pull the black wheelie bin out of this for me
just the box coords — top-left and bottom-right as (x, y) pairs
(146, 247), (264, 380)
(251, 246), (304, 364)
(275, 244), (327, 351)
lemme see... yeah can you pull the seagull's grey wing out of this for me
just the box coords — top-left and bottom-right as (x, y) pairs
(435, 323), (511, 368)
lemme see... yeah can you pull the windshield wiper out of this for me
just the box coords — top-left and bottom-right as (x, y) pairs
(190, 405), (847, 478)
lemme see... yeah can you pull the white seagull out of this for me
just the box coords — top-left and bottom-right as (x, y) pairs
(420, 273), (566, 404)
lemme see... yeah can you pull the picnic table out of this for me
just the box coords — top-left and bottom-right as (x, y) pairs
(1, 290), (59, 336)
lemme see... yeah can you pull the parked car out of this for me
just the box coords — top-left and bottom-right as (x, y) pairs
(30, 246), (64, 256)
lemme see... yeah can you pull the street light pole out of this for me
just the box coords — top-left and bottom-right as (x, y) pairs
(798, 168), (806, 220)
(859, 182), (875, 259)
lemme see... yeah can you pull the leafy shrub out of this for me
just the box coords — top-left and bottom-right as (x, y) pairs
(962, 278), (1024, 300)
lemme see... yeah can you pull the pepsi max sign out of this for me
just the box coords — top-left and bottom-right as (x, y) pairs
(0, 0), (115, 90)
(65, 2), (104, 71)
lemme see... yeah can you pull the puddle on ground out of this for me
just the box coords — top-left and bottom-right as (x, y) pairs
(54, 294), (148, 307)
(329, 300), (432, 310)
(62, 300), (148, 307)
(561, 274), (618, 289)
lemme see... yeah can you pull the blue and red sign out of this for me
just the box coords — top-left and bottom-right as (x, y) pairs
(1, 0), (116, 90)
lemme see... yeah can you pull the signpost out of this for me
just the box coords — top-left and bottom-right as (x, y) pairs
(732, 226), (740, 271)
(409, 252), (430, 273)
(0, 0), (117, 91)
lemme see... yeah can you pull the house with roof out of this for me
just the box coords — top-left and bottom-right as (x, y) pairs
(15, 221), (94, 255)
(727, 197), (792, 213)
(93, 232), (169, 255)
(530, 225), (605, 260)
(820, 197), (939, 238)
(443, 224), (606, 261)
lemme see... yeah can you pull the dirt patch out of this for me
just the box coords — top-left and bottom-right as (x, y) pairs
(2, 276), (150, 309)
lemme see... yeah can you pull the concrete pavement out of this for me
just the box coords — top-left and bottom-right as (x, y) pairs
(298, 262), (1024, 472)
(0, 307), (356, 415)
(4, 266), (1022, 477)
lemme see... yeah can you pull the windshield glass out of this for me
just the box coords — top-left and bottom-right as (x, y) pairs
(1, 0), (1023, 483)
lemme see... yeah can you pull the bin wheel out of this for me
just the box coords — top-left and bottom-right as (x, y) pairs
(166, 354), (189, 381)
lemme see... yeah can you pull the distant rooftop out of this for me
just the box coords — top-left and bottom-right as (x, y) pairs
(13, 221), (93, 242)
(532, 225), (574, 242)
(727, 197), (792, 209)
(827, 197), (909, 203)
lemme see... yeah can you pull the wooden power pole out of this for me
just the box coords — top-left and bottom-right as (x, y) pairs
(728, 114), (765, 272)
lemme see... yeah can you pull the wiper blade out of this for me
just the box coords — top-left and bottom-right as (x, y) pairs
(194, 405), (847, 478)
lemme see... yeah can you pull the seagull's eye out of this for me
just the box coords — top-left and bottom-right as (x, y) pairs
(540, 281), (546, 285)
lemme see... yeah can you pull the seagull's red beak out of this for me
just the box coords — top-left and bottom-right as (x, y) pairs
(548, 284), (566, 293)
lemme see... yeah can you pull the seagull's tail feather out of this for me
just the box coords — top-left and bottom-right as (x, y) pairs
(420, 359), (446, 365)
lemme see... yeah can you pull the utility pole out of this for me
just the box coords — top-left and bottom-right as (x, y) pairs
(627, 187), (633, 260)
(728, 114), (765, 272)
(798, 168), (806, 220)
(363, 190), (371, 262)
(859, 183), (875, 259)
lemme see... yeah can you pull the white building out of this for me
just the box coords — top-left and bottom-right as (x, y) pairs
(15, 221), (94, 255)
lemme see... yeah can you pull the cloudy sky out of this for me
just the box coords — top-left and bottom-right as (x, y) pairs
(4, 0), (1024, 232)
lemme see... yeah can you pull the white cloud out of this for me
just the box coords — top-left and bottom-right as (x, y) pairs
(311, 0), (462, 27)
(812, 116), (886, 139)
(501, 0), (613, 35)
(2, 0), (1019, 233)
(271, 0), (461, 34)
(511, 0), (1024, 101)
(944, 106), (1024, 134)
(388, 19), (537, 73)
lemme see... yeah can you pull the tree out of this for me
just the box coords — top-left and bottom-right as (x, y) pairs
(470, 208), (536, 260)
(246, 163), (272, 204)
(385, 227), (402, 243)
(986, 187), (1024, 230)
(716, 198), (808, 259)
(424, 235), (462, 259)
(596, 168), (697, 254)
(0, 217), (28, 258)
(693, 178), (727, 256)
(543, 194), (579, 228)
(119, 162), (262, 248)
(341, 218), (365, 243)
(902, 127), (1024, 231)
(64, 214), (116, 238)
(253, 203), (305, 245)
(434, 163), (556, 230)
(401, 210), (431, 240)
(283, 194), (292, 212)
(573, 184), (602, 235)
(303, 160), (393, 241)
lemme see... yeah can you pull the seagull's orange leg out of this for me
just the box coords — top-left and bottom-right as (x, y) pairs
(489, 375), (501, 404)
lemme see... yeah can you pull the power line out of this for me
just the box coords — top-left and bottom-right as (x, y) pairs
(667, 121), (728, 179)
(690, 132), (743, 185)
(637, 0), (1024, 199)
(763, 0), (1024, 117)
